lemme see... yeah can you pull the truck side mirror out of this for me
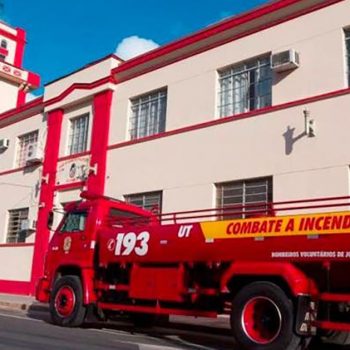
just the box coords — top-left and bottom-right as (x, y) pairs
(47, 211), (54, 230)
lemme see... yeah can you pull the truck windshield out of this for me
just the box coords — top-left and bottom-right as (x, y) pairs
(60, 211), (88, 233)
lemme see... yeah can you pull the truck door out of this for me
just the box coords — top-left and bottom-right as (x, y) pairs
(51, 210), (90, 263)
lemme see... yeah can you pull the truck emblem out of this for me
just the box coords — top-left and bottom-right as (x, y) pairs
(107, 238), (115, 252)
(63, 237), (72, 253)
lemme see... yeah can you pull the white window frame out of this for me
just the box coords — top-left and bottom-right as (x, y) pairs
(125, 191), (163, 214)
(6, 208), (29, 243)
(216, 177), (273, 219)
(217, 56), (272, 118)
(16, 130), (39, 168)
(129, 89), (167, 140)
(67, 113), (90, 155)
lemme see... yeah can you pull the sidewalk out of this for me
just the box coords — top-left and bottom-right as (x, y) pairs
(0, 293), (47, 312)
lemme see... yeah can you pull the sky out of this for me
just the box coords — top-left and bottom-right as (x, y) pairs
(2, 0), (268, 97)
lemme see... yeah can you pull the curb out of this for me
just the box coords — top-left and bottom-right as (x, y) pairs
(0, 300), (48, 313)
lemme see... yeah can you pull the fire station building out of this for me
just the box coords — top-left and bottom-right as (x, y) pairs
(0, 0), (349, 295)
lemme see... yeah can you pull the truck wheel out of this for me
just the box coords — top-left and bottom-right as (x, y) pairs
(230, 282), (302, 350)
(50, 275), (86, 327)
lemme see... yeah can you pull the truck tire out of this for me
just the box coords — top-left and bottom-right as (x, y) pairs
(50, 275), (87, 327)
(230, 282), (303, 350)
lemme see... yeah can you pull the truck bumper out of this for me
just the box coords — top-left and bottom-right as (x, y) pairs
(35, 277), (50, 303)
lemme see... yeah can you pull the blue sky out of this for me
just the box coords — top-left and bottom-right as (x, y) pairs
(3, 0), (268, 95)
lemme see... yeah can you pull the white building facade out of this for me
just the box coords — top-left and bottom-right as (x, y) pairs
(0, 0), (349, 295)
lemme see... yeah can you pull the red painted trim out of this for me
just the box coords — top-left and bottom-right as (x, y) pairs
(0, 48), (8, 56)
(108, 87), (350, 151)
(58, 151), (91, 162)
(46, 54), (122, 87)
(13, 28), (26, 68)
(0, 166), (28, 177)
(27, 72), (40, 88)
(55, 181), (85, 192)
(113, 0), (343, 82)
(16, 89), (26, 108)
(87, 90), (113, 195)
(0, 243), (34, 248)
(0, 280), (31, 295)
(45, 76), (114, 107)
(0, 27), (26, 43)
(30, 109), (64, 294)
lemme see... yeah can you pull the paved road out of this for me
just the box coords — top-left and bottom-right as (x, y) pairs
(0, 308), (346, 349)
(0, 309), (236, 350)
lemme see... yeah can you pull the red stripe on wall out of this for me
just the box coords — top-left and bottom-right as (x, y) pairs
(0, 280), (31, 295)
(13, 28), (26, 68)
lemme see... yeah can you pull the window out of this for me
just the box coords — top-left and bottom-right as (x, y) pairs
(125, 191), (162, 214)
(68, 114), (89, 155)
(218, 56), (272, 118)
(216, 177), (272, 219)
(60, 211), (87, 233)
(129, 89), (167, 140)
(16, 130), (38, 168)
(345, 29), (350, 85)
(0, 39), (7, 49)
(7, 208), (29, 243)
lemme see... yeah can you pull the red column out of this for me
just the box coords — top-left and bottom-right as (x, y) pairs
(14, 28), (26, 68)
(30, 109), (64, 294)
(86, 90), (113, 195)
(16, 88), (26, 107)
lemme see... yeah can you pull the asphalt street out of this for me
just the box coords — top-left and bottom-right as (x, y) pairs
(0, 308), (347, 350)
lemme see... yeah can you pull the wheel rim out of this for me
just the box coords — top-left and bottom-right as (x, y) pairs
(54, 286), (76, 317)
(241, 296), (282, 344)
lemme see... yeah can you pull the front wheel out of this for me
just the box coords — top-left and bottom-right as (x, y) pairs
(230, 282), (303, 350)
(50, 275), (87, 327)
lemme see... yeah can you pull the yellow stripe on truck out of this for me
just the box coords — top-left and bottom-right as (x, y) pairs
(200, 211), (350, 240)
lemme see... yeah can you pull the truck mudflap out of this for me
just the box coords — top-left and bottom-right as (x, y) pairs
(295, 295), (317, 336)
(36, 277), (50, 303)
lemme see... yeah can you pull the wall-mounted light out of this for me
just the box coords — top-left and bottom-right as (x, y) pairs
(303, 108), (316, 137)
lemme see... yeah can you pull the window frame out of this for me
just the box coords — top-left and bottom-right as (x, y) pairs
(67, 113), (90, 156)
(124, 191), (163, 215)
(6, 208), (29, 244)
(344, 28), (350, 86)
(129, 88), (167, 140)
(217, 55), (272, 118)
(216, 177), (273, 219)
(16, 130), (39, 168)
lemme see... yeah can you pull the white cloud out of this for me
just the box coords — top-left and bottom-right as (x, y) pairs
(115, 36), (159, 60)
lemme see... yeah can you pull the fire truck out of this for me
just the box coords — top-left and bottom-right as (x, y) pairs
(36, 191), (350, 350)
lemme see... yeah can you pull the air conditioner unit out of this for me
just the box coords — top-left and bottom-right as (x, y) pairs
(271, 49), (300, 72)
(26, 143), (43, 165)
(0, 138), (9, 150)
(20, 219), (37, 231)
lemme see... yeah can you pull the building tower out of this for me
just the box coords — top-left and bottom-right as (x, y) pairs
(0, 7), (40, 114)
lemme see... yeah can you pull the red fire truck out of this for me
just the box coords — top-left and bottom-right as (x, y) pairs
(36, 191), (350, 350)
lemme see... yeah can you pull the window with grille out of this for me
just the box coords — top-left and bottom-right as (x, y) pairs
(129, 89), (167, 140)
(218, 56), (272, 118)
(68, 114), (89, 155)
(216, 177), (272, 219)
(16, 130), (38, 168)
(125, 191), (162, 214)
(7, 208), (29, 243)
(345, 29), (350, 85)
(0, 39), (7, 49)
